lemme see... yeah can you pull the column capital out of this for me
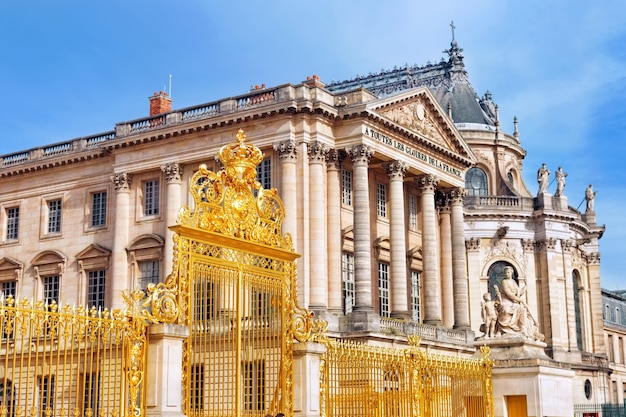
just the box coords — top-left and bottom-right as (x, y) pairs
(521, 239), (536, 252)
(383, 160), (407, 180)
(307, 141), (330, 163)
(538, 237), (557, 251)
(274, 140), (298, 161)
(561, 239), (575, 252)
(161, 162), (184, 183)
(465, 237), (481, 251)
(347, 144), (374, 165)
(326, 148), (344, 169)
(111, 172), (133, 191)
(416, 174), (439, 193)
(586, 252), (601, 265)
(449, 187), (466, 205)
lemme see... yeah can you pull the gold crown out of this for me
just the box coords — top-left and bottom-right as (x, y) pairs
(217, 129), (264, 174)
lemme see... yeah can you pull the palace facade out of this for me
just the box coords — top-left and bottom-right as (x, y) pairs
(0, 39), (618, 416)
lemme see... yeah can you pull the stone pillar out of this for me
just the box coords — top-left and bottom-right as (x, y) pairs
(465, 237), (482, 330)
(161, 163), (183, 278)
(538, 237), (567, 359)
(111, 172), (132, 310)
(293, 342), (326, 417)
(417, 174), (441, 325)
(438, 195), (453, 328)
(274, 140), (298, 243)
(561, 239), (578, 352)
(450, 188), (470, 330)
(349, 145), (374, 311)
(588, 252), (606, 355)
(146, 324), (189, 417)
(308, 141), (329, 309)
(384, 161), (408, 319)
(326, 150), (343, 313)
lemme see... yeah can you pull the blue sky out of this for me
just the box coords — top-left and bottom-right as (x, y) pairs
(1, 1), (625, 290)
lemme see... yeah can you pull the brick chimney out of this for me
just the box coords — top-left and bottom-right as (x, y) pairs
(149, 91), (172, 116)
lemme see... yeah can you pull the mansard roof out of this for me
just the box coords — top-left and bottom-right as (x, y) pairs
(326, 41), (496, 128)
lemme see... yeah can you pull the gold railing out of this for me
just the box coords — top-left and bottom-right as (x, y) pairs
(0, 296), (147, 417)
(320, 337), (493, 417)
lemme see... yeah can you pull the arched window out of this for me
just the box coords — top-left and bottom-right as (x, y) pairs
(572, 270), (584, 351)
(487, 261), (517, 299)
(465, 167), (488, 196)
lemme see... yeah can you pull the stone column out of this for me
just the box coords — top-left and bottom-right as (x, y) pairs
(587, 252), (606, 355)
(438, 195), (453, 328)
(561, 239), (578, 352)
(146, 324), (189, 417)
(326, 149), (343, 312)
(465, 237), (482, 330)
(161, 163), (183, 279)
(111, 172), (132, 310)
(349, 145), (374, 311)
(384, 160), (408, 319)
(417, 174), (441, 325)
(308, 141), (329, 310)
(450, 188), (470, 330)
(274, 140), (298, 244)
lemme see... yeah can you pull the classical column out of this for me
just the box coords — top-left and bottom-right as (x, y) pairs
(450, 188), (470, 329)
(308, 141), (329, 309)
(384, 160), (408, 318)
(349, 145), (374, 311)
(417, 174), (441, 325)
(438, 194), (453, 328)
(274, 140), (298, 244)
(326, 149), (343, 312)
(161, 163), (183, 278)
(111, 172), (132, 310)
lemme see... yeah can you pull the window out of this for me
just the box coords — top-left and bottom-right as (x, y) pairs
(378, 262), (390, 317)
(465, 167), (488, 196)
(5, 207), (19, 241)
(617, 308), (622, 325)
(256, 159), (271, 190)
(0, 281), (16, 300)
(411, 271), (421, 322)
(87, 270), (106, 308)
(608, 334), (614, 362)
(40, 376), (55, 417)
(408, 194), (418, 230)
(572, 271), (584, 351)
(194, 281), (214, 322)
(143, 180), (160, 216)
(138, 261), (159, 289)
(341, 169), (352, 206)
(377, 183), (387, 217)
(243, 361), (265, 411)
(43, 275), (59, 305)
(83, 373), (100, 417)
(190, 364), (204, 411)
(47, 199), (62, 234)
(342, 253), (355, 315)
(91, 191), (107, 227)
(0, 381), (15, 417)
(250, 289), (271, 318)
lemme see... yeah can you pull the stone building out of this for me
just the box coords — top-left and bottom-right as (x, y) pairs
(0, 39), (617, 416)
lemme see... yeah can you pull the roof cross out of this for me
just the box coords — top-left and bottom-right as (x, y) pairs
(450, 21), (456, 41)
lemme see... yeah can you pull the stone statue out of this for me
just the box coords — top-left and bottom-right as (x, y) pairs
(554, 166), (567, 197)
(585, 184), (596, 212)
(537, 163), (550, 195)
(481, 292), (497, 338)
(493, 266), (544, 342)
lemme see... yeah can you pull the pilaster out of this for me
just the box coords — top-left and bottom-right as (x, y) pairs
(308, 141), (329, 310)
(438, 194), (453, 328)
(111, 172), (132, 310)
(326, 150), (343, 314)
(161, 163), (183, 278)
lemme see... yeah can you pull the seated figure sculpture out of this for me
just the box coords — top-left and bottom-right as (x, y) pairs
(492, 266), (544, 342)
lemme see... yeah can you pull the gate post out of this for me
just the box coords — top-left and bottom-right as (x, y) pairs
(146, 323), (190, 417)
(293, 341), (326, 417)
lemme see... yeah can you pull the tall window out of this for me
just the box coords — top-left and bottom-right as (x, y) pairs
(0, 281), (16, 299)
(87, 270), (106, 308)
(256, 159), (271, 190)
(465, 167), (488, 196)
(91, 191), (107, 227)
(377, 183), (387, 217)
(83, 373), (99, 417)
(250, 289), (271, 319)
(411, 271), (421, 322)
(572, 270), (584, 351)
(341, 169), (352, 206)
(43, 275), (60, 305)
(47, 199), (62, 234)
(143, 180), (160, 216)
(190, 364), (204, 411)
(243, 361), (265, 411)
(342, 253), (355, 314)
(5, 207), (19, 240)
(40, 376), (55, 417)
(408, 194), (418, 230)
(138, 261), (159, 289)
(0, 381), (14, 417)
(378, 262), (390, 317)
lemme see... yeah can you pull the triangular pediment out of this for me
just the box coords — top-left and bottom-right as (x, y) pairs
(366, 87), (475, 161)
(76, 244), (111, 261)
(0, 257), (23, 272)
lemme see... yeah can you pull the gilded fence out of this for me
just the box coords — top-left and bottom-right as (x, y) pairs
(320, 336), (493, 417)
(0, 294), (149, 417)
